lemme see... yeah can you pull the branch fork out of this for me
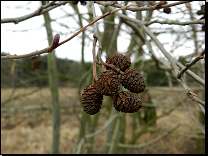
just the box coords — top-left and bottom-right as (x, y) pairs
(91, 33), (125, 86)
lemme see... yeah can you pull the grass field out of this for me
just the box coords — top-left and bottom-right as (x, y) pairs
(1, 86), (205, 154)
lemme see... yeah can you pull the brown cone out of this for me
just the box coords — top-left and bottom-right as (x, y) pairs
(82, 85), (103, 115)
(163, 7), (171, 14)
(106, 54), (131, 72)
(95, 70), (120, 96)
(120, 68), (146, 93)
(112, 91), (142, 113)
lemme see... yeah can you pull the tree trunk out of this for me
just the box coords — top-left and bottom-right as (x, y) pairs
(42, 1), (60, 154)
(86, 113), (100, 154)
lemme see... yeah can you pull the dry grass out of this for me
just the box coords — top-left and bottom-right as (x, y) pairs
(1, 87), (204, 154)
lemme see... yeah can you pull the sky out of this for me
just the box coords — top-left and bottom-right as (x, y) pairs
(1, 1), (205, 63)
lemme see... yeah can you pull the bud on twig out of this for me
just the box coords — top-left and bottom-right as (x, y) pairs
(48, 34), (60, 52)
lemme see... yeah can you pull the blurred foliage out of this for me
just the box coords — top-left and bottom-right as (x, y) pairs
(1, 52), (202, 88)
(1, 52), (92, 88)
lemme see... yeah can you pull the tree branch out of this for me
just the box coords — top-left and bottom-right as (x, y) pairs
(177, 49), (205, 79)
(92, 35), (98, 85)
(2, 4), (135, 60)
(140, 24), (205, 107)
(1, 34), (60, 60)
(176, 62), (205, 87)
(1, 1), (70, 24)
(95, 1), (191, 12)
(108, 8), (205, 107)
(144, 19), (205, 26)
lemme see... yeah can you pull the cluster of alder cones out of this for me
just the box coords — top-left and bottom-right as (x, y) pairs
(82, 54), (146, 115)
(196, 5), (205, 31)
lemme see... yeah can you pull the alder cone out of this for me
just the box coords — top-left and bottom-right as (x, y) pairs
(82, 85), (103, 115)
(112, 91), (142, 113)
(106, 54), (131, 72)
(96, 70), (120, 96)
(163, 7), (171, 14)
(120, 68), (146, 93)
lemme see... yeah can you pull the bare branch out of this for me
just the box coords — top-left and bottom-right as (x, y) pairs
(91, 1), (98, 34)
(1, 1), (70, 24)
(144, 19), (205, 26)
(92, 36), (98, 85)
(108, 7), (205, 86)
(1, 34), (60, 60)
(57, 4), (136, 47)
(140, 24), (205, 107)
(94, 31), (125, 75)
(91, 2), (99, 85)
(2, 4), (134, 60)
(176, 62), (205, 87)
(1, 48), (49, 60)
(107, 8), (205, 107)
(95, 1), (191, 12)
(177, 49), (205, 79)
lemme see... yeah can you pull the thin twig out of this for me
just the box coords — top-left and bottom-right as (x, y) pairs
(1, 48), (49, 60)
(108, 8), (205, 107)
(95, 1), (191, 12)
(1, 34), (60, 60)
(75, 114), (119, 154)
(109, 4), (137, 14)
(93, 33), (125, 75)
(109, 7), (205, 87)
(96, 61), (124, 75)
(177, 49), (205, 79)
(141, 24), (205, 107)
(91, 1), (98, 34)
(85, 124), (180, 149)
(144, 19), (205, 26)
(167, 84), (205, 135)
(176, 62), (205, 87)
(2, 4), (133, 60)
(93, 33), (103, 63)
(57, 12), (110, 47)
(1, 1), (70, 24)
(166, 135), (184, 154)
(58, 3), (137, 47)
(91, 2), (100, 84)
(184, 99), (205, 135)
(92, 36), (98, 85)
